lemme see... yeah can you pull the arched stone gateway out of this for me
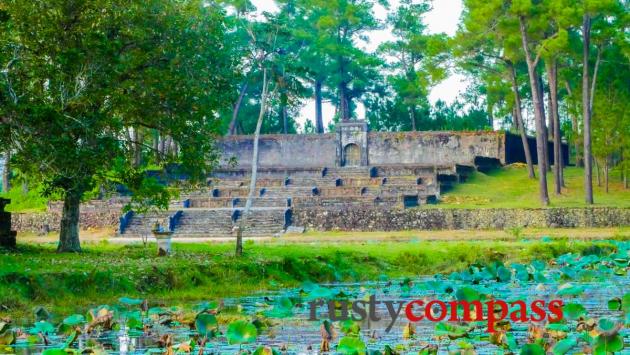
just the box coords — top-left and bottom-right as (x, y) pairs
(343, 143), (361, 167)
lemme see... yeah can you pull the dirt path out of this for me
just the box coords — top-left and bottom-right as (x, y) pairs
(16, 226), (629, 245)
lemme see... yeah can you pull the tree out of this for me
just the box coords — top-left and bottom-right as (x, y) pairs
(300, 0), (383, 121)
(576, 0), (621, 203)
(512, 0), (555, 205)
(456, 0), (536, 179)
(0, 0), (236, 251)
(380, 0), (449, 131)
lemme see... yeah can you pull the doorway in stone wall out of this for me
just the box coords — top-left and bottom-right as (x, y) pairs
(343, 143), (360, 167)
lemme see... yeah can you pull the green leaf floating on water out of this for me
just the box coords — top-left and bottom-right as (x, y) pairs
(264, 297), (294, 318)
(226, 320), (257, 345)
(607, 297), (621, 311)
(557, 283), (585, 296)
(195, 313), (218, 338)
(594, 334), (624, 354)
(435, 322), (469, 339)
(455, 287), (483, 302)
(253, 346), (280, 355)
(562, 303), (586, 320)
(340, 319), (361, 336)
(305, 286), (333, 301)
(41, 349), (68, 355)
(520, 343), (545, 355)
(622, 293), (630, 314)
(552, 336), (577, 355)
(337, 336), (366, 355)
(546, 323), (569, 332)
(497, 266), (511, 282)
(30, 321), (55, 335)
(193, 301), (219, 313)
(118, 297), (143, 306)
(596, 318), (618, 334)
(62, 314), (85, 326)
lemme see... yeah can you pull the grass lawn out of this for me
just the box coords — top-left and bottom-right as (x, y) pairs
(1, 231), (628, 319)
(436, 165), (630, 208)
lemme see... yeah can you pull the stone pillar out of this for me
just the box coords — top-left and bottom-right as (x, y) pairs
(0, 198), (17, 248)
(336, 120), (369, 167)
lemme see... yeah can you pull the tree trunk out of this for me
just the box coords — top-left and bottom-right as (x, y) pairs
(538, 73), (550, 172)
(409, 106), (417, 131)
(547, 89), (554, 141)
(281, 104), (288, 134)
(241, 69), (270, 256)
(57, 189), (82, 252)
(564, 81), (583, 167)
(508, 62), (535, 179)
(159, 135), (166, 158)
(547, 60), (562, 195)
(132, 127), (142, 168)
(595, 159), (601, 187)
(519, 17), (549, 205)
(339, 81), (350, 121)
(604, 156), (609, 193)
(153, 131), (160, 164)
(228, 82), (249, 136)
(582, 14), (594, 204)
(487, 102), (494, 129)
(590, 46), (602, 113)
(2, 151), (10, 193)
(315, 79), (324, 133)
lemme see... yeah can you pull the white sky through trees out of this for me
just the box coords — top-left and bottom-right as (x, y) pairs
(249, 0), (466, 131)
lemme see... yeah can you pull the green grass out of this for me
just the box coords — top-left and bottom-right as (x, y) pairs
(1, 236), (626, 319)
(436, 165), (630, 209)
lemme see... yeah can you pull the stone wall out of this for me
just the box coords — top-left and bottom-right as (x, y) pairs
(15, 206), (627, 233)
(293, 207), (630, 231)
(217, 131), (507, 169)
(13, 210), (120, 232)
(218, 133), (338, 168)
(367, 131), (506, 166)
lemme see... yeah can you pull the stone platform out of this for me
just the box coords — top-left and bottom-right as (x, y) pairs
(117, 162), (473, 238)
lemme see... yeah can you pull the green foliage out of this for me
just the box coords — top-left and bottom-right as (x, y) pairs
(226, 320), (258, 344)
(0, 0), (237, 248)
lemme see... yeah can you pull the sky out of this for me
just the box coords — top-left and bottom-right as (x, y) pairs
(250, 0), (466, 130)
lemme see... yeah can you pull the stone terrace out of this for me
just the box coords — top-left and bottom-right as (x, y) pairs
(117, 163), (473, 238)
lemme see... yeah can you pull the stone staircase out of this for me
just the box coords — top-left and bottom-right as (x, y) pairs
(117, 163), (473, 238)
(120, 208), (289, 238)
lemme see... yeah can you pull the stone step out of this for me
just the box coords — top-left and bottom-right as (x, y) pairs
(119, 207), (289, 238)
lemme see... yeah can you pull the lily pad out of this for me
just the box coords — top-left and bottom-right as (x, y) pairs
(118, 297), (143, 306)
(195, 313), (218, 338)
(226, 320), (257, 345)
(62, 314), (85, 326)
(594, 334), (624, 354)
(337, 336), (366, 355)
(520, 343), (545, 355)
(562, 303), (586, 320)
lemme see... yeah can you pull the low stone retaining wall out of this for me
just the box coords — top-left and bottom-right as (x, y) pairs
(13, 210), (120, 232)
(293, 207), (630, 231)
(12, 207), (630, 233)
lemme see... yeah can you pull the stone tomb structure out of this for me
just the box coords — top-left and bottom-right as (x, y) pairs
(118, 121), (567, 238)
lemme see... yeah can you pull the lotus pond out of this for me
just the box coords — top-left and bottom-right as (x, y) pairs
(1, 240), (629, 355)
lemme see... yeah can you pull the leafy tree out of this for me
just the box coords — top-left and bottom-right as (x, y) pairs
(379, 0), (449, 131)
(299, 0), (384, 121)
(456, 0), (536, 178)
(0, 0), (236, 251)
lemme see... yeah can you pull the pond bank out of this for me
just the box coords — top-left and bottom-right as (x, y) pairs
(1, 236), (627, 319)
